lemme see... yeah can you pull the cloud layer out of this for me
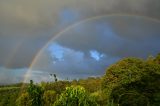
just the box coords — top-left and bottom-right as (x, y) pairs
(0, 0), (160, 83)
(56, 16), (160, 58)
(1, 0), (160, 68)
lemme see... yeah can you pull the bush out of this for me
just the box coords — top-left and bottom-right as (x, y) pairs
(43, 90), (57, 106)
(27, 80), (44, 106)
(16, 92), (31, 106)
(90, 90), (107, 105)
(54, 85), (98, 106)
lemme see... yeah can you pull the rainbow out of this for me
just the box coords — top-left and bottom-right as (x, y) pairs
(22, 13), (160, 84)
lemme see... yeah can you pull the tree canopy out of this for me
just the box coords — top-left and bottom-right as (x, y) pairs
(102, 56), (160, 106)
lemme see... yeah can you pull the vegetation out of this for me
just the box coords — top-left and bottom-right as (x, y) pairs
(54, 86), (98, 106)
(102, 56), (160, 106)
(16, 80), (44, 106)
(0, 87), (20, 106)
(43, 90), (57, 106)
(0, 53), (160, 106)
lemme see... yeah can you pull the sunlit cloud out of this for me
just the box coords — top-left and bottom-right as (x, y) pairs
(90, 50), (105, 61)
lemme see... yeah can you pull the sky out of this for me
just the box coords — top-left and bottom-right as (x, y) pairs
(0, 0), (160, 84)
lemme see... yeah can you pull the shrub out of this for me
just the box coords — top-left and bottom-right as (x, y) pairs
(16, 92), (31, 106)
(43, 90), (57, 106)
(27, 80), (44, 106)
(54, 85), (98, 106)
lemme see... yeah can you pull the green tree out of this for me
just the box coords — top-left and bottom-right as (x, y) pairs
(27, 80), (44, 106)
(54, 86), (98, 106)
(102, 56), (160, 106)
(77, 77), (101, 93)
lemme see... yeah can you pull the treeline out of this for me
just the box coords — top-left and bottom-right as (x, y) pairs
(0, 53), (160, 106)
(0, 83), (24, 88)
(0, 77), (101, 106)
(16, 77), (102, 106)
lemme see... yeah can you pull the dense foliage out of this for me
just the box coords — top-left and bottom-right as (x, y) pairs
(43, 90), (57, 106)
(0, 87), (20, 106)
(102, 56), (160, 106)
(54, 86), (98, 106)
(0, 53), (160, 106)
(16, 80), (44, 106)
(27, 80), (44, 106)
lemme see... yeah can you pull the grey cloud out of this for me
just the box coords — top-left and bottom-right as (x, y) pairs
(30, 43), (119, 80)
(1, 0), (160, 83)
(56, 15), (160, 58)
(0, 0), (160, 68)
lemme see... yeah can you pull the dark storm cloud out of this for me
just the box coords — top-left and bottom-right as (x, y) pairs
(0, 0), (160, 68)
(56, 16), (160, 58)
